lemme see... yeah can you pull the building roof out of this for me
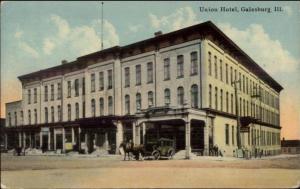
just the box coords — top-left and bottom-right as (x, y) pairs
(281, 140), (300, 147)
(18, 21), (283, 92)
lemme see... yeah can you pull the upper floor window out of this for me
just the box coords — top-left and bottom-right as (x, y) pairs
(57, 83), (62, 100)
(44, 107), (48, 123)
(230, 66), (233, 84)
(108, 96), (113, 115)
(164, 88), (171, 106)
(164, 58), (170, 80)
(28, 110), (31, 125)
(191, 84), (199, 108)
(67, 104), (71, 121)
(136, 65), (141, 85)
(148, 91), (154, 107)
(14, 112), (17, 126)
(44, 86), (48, 102)
(242, 75), (245, 93)
(34, 88), (37, 103)
(226, 92), (229, 113)
(190, 52), (198, 75)
(209, 84), (212, 108)
(239, 72), (242, 90)
(214, 56), (218, 79)
(58, 105), (62, 122)
(225, 124), (229, 145)
(82, 78), (85, 95)
(136, 93), (141, 111)
(91, 73), (95, 92)
(75, 103), (79, 119)
(177, 86), (184, 106)
(125, 67), (130, 87)
(34, 109), (37, 124)
(232, 126), (235, 145)
(51, 106), (54, 122)
(234, 69), (237, 81)
(208, 52), (212, 76)
(147, 62), (153, 83)
(8, 112), (11, 126)
(28, 89), (31, 104)
(225, 64), (228, 84)
(215, 87), (218, 110)
(220, 89), (223, 111)
(50, 84), (54, 101)
(67, 81), (71, 98)
(220, 59), (223, 81)
(108, 70), (113, 89)
(231, 94), (234, 114)
(91, 99), (96, 117)
(99, 98), (104, 116)
(125, 95), (130, 114)
(99, 72), (104, 91)
(74, 79), (79, 96)
(177, 55), (184, 78)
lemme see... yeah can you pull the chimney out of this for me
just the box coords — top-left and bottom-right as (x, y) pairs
(154, 31), (163, 37)
(61, 60), (68, 65)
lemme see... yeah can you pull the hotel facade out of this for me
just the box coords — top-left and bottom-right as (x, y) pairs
(4, 21), (282, 158)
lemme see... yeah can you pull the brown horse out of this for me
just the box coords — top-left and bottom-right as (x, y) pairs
(119, 140), (144, 161)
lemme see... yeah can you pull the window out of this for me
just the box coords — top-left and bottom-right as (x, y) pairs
(44, 86), (48, 102)
(67, 81), (71, 97)
(215, 87), (218, 110)
(225, 64), (228, 84)
(208, 52), (212, 76)
(246, 77), (248, 94)
(214, 56), (218, 79)
(58, 105), (61, 122)
(34, 88), (37, 103)
(75, 103), (79, 119)
(99, 72), (104, 91)
(234, 69), (237, 81)
(242, 75), (245, 93)
(239, 72), (241, 90)
(190, 51), (198, 75)
(82, 78), (85, 95)
(148, 91), (154, 107)
(225, 124), (229, 145)
(91, 73), (95, 92)
(164, 88), (170, 105)
(220, 59), (223, 81)
(74, 79), (79, 96)
(50, 84), (54, 100)
(230, 66), (233, 83)
(220, 89), (223, 111)
(51, 106), (54, 122)
(108, 96), (113, 115)
(28, 89), (31, 104)
(108, 70), (113, 89)
(191, 84), (198, 108)
(57, 83), (61, 100)
(125, 67), (130, 87)
(45, 107), (48, 123)
(91, 99), (96, 117)
(34, 109), (37, 124)
(136, 93), (141, 111)
(135, 65), (141, 85)
(28, 110), (31, 125)
(67, 104), (71, 121)
(209, 85), (212, 108)
(177, 55), (184, 78)
(164, 58), (170, 80)
(226, 92), (229, 113)
(99, 98), (104, 116)
(232, 126), (235, 145)
(147, 62), (153, 83)
(14, 112), (17, 126)
(125, 95), (130, 114)
(177, 87), (184, 106)
(8, 113), (11, 126)
(231, 94), (234, 114)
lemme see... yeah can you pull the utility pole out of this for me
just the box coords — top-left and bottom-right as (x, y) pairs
(101, 1), (104, 50)
(232, 79), (242, 149)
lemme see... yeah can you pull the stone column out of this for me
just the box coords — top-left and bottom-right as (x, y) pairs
(54, 129), (57, 151)
(84, 132), (88, 154)
(132, 122), (136, 145)
(48, 130), (51, 150)
(185, 121), (191, 159)
(94, 133), (97, 150)
(203, 124), (209, 156)
(78, 127), (81, 151)
(104, 132), (109, 150)
(142, 122), (146, 145)
(29, 133), (32, 148)
(62, 128), (66, 153)
(116, 121), (123, 154)
(23, 132), (26, 148)
(19, 132), (22, 147)
(4, 133), (8, 150)
(136, 124), (141, 145)
(39, 131), (42, 149)
(71, 127), (75, 150)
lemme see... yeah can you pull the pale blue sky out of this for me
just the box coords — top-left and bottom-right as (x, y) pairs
(1, 1), (300, 139)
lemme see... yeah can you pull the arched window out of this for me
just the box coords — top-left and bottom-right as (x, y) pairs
(226, 92), (229, 113)
(208, 52), (212, 76)
(177, 87), (184, 106)
(108, 96), (113, 115)
(67, 104), (71, 121)
(214, 56), (218, 79)
(191, 84), (198, 108)
(148, 91), (153, 107)
(99, 98), (104, 116)
(177, 55), (184, 78)
(45, 107), (48, 123)
(209, 85), (212, 108)
(215, 87), (218, 110)
(220, 89), (223, 111)
(164, 88), (170, 106)
(91, 99), (96, 117)
(51, 106), (54, 122)
(190, 51), (198, 75)
(136, 93), (141, 111)
(57, 105), (61, 121)
(34, 109), (37, 124)
(125, 95), (130, 114)
(75, 103), (79, 119)
(28, 110), (31, 125)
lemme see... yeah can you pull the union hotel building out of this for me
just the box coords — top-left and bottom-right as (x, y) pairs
(4, 21), (282, 158)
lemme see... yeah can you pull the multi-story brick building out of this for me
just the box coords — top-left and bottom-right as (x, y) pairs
(4, 21), (283, 158)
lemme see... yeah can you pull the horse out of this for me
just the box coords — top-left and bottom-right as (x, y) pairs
(119, 140), (145, 161)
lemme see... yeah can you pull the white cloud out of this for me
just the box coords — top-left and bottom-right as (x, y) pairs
(217, 22), (299, 75)
(14, 30), (23, 39)
(19, 41), (39, 58)
(50, 14), (70, 38)
(43, 38), (55, 55)
(149, 6), (199, 31)
(128, 24), (142, 33)
(283, 6), (293, 16)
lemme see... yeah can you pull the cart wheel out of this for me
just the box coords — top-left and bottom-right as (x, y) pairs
(168, 149), (175, 160)
(152, 150), (160, 160)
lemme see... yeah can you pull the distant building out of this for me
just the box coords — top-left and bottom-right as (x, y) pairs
(4, 21), (283, 158)
(281, 138), (300, 154)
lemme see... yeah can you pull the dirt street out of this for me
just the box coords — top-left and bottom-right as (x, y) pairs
(1, 154), (300, 188)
